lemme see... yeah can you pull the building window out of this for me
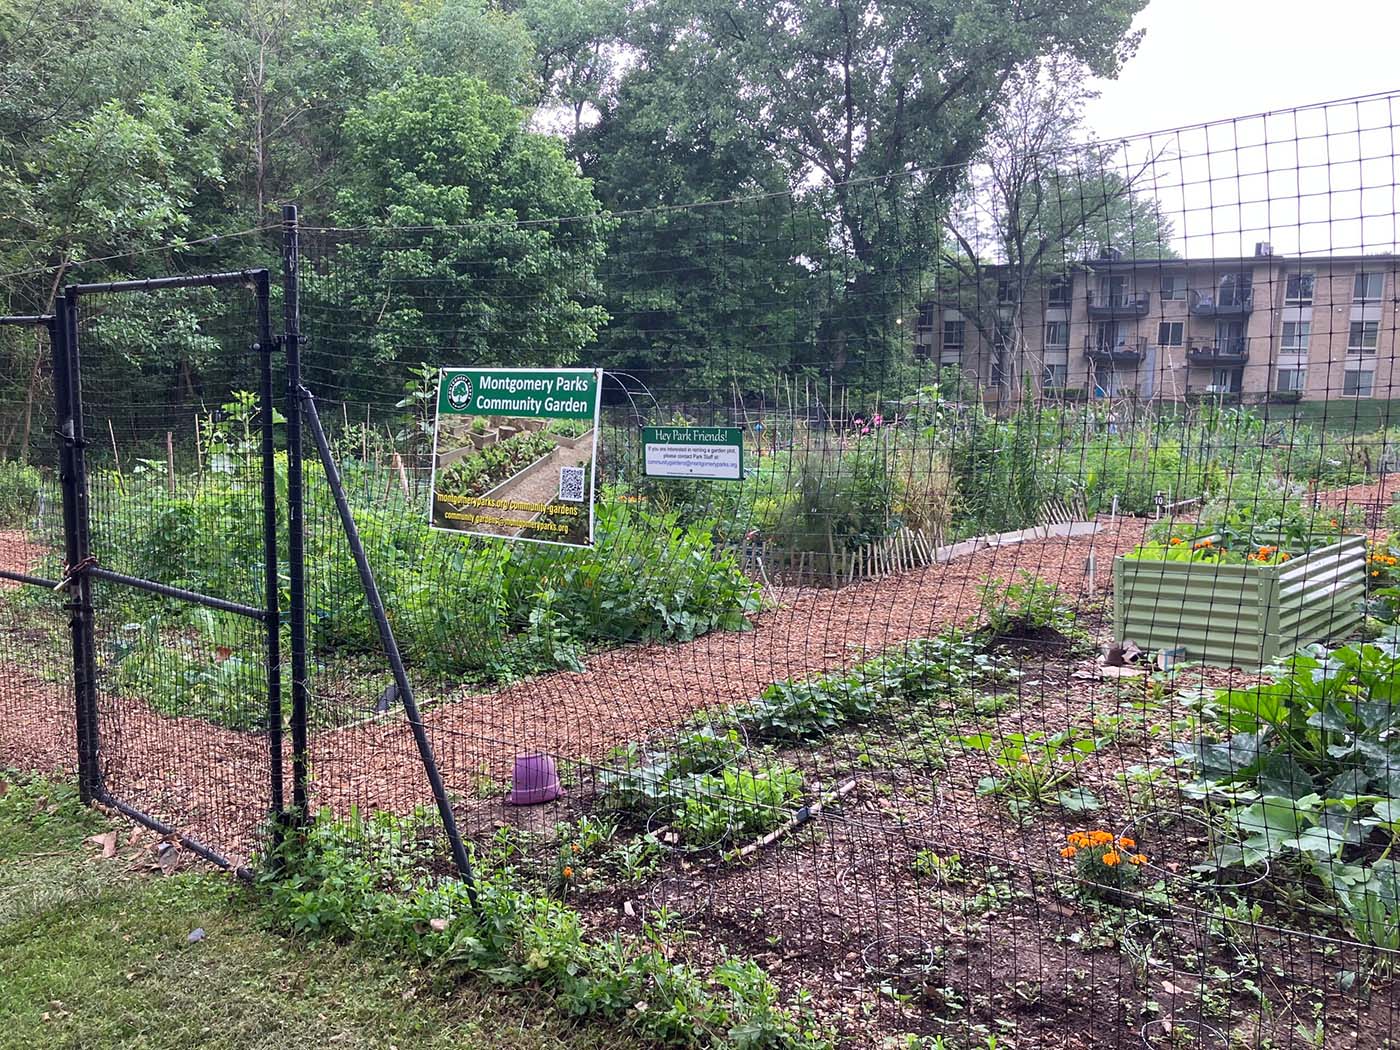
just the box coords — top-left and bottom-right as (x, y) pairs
(1211, 367), (1243, 393)
(1046, 276), (1072, 306)
(1277, 368), (1307, 392)
(1285, 271), (1315, 304)
(916, 304), (935, 333)
(1045, 321), (1069, 348)
(1349, 320), (1380, 353)
(1354, 271), (1384, 302)
(1281, 321), (1311, 352)
(1156, 321), (1184, 346)
(996, 279), (1017, 304)
(1218, 272), (1252, 307)
(1043, 363), (1067, 389)
(1344, 369), (1375, 397)
(1160, 275), (1187, 301)
(942, 319), (965, 356)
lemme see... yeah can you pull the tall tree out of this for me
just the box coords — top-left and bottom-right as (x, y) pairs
(301, 73), (612, 401)
(937, 55), (1173, 399)
(610, 0), (1147, 382)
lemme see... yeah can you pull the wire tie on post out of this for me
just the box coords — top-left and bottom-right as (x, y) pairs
(54, 555), (97, 593)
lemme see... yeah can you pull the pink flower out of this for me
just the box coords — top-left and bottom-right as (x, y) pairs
(861, 426), (871, 434)
(872, 413), (884, 427)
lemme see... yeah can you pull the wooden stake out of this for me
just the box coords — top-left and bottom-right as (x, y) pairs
(165, 431), (176, 496)
(107, 419), (123, 483)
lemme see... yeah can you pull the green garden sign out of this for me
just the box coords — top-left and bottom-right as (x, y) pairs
(429, 368), (602, 547)
(641, 426), (744, 481)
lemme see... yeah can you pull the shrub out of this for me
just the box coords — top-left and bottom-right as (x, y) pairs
(91, 459), (762, 686)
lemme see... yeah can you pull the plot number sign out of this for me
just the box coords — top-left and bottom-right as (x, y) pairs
(642, 426), (744, 481)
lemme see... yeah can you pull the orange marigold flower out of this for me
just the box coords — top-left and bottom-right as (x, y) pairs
(1066, 832), (1089, 848)
(1169, 537), (1183, 545)
(1089, 830), (1114, 846)
(1117, 836), (1136, 848)
(1130, 854), (1148, 865)
(571, 842), (582, 854)
(1279, 553), (1291, 561)
(1102, 852), (1121, 866)
(562, 865), (574, 879)
(1060, 846), (1077, 859)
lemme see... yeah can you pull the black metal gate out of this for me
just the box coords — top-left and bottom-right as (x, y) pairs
(2, 272), (288, 870)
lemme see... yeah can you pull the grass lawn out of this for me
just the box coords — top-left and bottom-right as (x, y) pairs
(0, 773), (627, 1050)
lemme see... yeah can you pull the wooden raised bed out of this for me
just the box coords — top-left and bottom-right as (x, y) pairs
(1112, 534), (1367, 669)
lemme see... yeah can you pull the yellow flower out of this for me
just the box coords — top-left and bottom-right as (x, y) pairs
(1102, 852), (1121, 867)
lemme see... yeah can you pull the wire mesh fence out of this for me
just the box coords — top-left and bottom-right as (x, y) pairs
(4, 93), (1400, 1047)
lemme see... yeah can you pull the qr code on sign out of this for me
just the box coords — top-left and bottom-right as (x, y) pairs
(558, 466), (586, 502)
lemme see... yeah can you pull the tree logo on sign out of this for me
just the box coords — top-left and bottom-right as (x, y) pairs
(446, 374), (474, 411)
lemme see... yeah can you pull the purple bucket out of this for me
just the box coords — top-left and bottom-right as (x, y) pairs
(508, 752), (562, 805)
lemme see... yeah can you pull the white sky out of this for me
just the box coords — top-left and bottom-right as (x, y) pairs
(1083, 0), (1400, 258)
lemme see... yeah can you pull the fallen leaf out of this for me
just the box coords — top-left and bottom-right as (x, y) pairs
(187, 928), (205, 944)
(87, 831), (118, 858)
(623, 900), (636, 918)
(428, 917), (449, 932)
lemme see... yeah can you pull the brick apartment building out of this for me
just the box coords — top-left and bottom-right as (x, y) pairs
(915, 246), (1400, 403)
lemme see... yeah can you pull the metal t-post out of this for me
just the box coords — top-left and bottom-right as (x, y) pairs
(255, 271), (285, 826)
(58, 290), (102, 801)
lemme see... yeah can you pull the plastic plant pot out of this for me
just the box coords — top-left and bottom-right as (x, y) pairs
(508, 752), (562, 805)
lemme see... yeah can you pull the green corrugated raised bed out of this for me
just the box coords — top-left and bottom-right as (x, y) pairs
(1113, 534), (1367, 669)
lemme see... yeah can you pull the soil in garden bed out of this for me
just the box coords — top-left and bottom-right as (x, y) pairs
(444, 625), (1397, 1049)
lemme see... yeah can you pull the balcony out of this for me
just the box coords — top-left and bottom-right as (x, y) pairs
(1084, 337), (1147, 366)
(1190, 289), (1253, 317)
(1086, 289), (1151, 318)
(1186, 337), (1249, 365)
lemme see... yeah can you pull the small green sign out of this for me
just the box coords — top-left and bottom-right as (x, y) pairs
(437, 368), (598, 420)
(642, 426), (744, 481)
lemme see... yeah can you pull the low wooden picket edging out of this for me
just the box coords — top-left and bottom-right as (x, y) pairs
(1112, 533), (1367, 670)
(754, 526), (945, 588)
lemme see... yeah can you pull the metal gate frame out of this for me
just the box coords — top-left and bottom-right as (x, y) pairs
(2, 209), (475, 891)
(3, 273), (289, 871)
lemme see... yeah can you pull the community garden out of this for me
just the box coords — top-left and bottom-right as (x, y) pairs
(4, 388), (1400, 1049)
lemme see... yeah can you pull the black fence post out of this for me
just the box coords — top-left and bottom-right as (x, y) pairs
(54, 289), (101, 802)
(255, 271), (285, 827)
(298, 388), (480, 904)
(282, 204), (310, 819)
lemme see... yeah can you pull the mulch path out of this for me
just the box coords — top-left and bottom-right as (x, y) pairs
(0, 518), (1145, 862)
